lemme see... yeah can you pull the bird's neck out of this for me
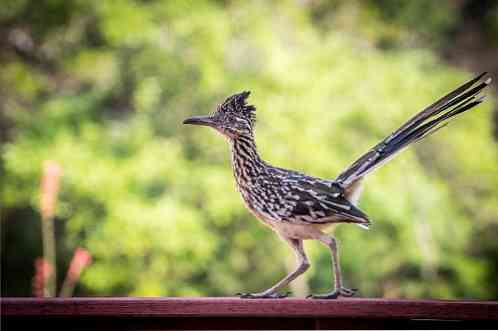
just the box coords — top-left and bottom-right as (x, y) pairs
(229, 134), (266, 185)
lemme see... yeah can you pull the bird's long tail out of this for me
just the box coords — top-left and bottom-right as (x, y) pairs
(335, 73), (491, 188)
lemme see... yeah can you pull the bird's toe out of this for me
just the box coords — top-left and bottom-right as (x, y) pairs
(307, 287), (357, 299)
(238, 291), (290, 299)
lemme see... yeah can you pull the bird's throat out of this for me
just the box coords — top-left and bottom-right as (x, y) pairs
(229, 135), (265, 186)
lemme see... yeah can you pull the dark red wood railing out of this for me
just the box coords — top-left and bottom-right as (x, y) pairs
(2, 297), (498, 330)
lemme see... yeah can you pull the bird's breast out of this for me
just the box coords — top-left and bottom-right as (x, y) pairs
(235, 181), (282, 224)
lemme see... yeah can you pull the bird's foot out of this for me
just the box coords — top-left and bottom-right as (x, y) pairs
(237, 291), (290, 299)
(307, 287), (357, 299)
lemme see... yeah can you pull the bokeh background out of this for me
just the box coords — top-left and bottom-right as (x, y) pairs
(1, 0), (498, 299)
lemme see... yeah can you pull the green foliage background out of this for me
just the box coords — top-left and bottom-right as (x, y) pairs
(1, 0), (497, 298)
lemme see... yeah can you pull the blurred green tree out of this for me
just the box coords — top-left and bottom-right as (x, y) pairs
(1, 0), (497, 299)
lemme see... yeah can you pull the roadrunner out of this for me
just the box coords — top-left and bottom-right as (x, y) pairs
(183, 73), (491, 299)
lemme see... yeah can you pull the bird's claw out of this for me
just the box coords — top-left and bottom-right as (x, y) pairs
(237, 291), (290, 299)
(307, 287), (358, 299)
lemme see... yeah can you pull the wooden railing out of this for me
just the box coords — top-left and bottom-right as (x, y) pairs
(2, 297), (498, 330)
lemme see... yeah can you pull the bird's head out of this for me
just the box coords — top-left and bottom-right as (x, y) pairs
(183, 91), (256, 139)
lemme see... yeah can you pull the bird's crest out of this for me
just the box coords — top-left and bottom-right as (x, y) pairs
(218, 91), (256, 125)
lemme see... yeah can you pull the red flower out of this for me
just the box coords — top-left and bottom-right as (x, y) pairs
(67, 248), (92, 281)
(32, 258), (53, 297)
(59, 247), (92, 297)
(40, 161), (62, 220)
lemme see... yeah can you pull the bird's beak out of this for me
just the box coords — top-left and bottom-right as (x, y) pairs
(183, 115), (217, 128)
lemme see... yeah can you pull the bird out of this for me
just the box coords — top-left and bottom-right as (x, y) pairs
(183, 73), (491, 299)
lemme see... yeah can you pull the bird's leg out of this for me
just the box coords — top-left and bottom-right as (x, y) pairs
(239, 238), (310, 299)
(308, 234), (357, 299)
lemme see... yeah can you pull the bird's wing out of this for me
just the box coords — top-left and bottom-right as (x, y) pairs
(278, 176), (371, 226)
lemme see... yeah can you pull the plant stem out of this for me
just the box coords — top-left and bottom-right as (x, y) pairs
(41, 215), (56, 297)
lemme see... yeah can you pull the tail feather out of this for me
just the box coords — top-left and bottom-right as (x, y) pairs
(336, 73), (491, 187)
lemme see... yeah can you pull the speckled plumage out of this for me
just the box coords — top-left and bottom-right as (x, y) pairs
(183, 73), (491, 299)
(230, 136), (369, 229)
